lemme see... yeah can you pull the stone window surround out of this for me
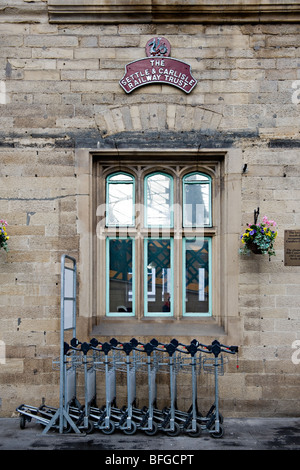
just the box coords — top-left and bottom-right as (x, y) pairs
(76, 147), (242, 342)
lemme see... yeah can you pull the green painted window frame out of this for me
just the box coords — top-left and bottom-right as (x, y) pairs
(106, 172), (135, 227)
(144, 237), (174, 317)
(182, 172), (212, 228)
(144, 172), (174, 228)
(182, 237), (212, 317)
(106, 237), (135, 317)
(104, 169), (213, 318)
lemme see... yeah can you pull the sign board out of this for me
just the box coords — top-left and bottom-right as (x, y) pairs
(284, 230), (300, 266)
(120, 37), (197, 94)
(63, 266), (75, 330)
(61, 255), (77, 332)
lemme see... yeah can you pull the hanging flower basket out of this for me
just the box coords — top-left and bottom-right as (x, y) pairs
(0, 219), (9, 252)
(247, 242), (264, 255)
(240, 216), (277, 258)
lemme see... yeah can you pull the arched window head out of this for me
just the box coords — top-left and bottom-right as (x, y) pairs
(106, 172), (135, 226)
(183, 172), (211, 227)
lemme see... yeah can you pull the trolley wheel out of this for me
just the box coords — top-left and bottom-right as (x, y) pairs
(206, 410), (224, 425)
(86, 420), (94, 434)
(166, 422), (181, 437)
(122, 421), (137, 435)
(101, 421), (115, 435)
(20, 415), (27, 429)
(210, 425), (224, 439)
(186, 422), (202, 438)
(144, 422), (158, 436)
(63, 423), (72, 434)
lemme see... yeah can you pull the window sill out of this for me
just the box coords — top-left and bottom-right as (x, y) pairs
(91, 317), (225, 339)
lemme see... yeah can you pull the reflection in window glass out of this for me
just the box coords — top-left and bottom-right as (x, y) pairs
(145, 173), (173, 227)
(107, 238), (134, 316)
(183, 173), (211, 227)
(183, 238), (211, 316)
(107, 173), (134, 226)
(144, 239), (172, 316)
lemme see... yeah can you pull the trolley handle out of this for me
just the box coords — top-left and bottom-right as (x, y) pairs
(110, 337), (121, 348)
(65, 340), (87, 355)
(190, 339), (211, 353)
(129, 337), (140, 348)
(109, 337), (126, 352)
(148, 338), (177, 355)
(70, 337), (81, 348)
(149, 338), (171, 348)
(149, 337), (178, 351)
(173, 341), (199, 357)
(69, 337), (91, 355)
(90, 337), (101, 349)
(80, 342), (91, 355)
(220, 344), (239, 355)
(129, 338), (155, 356)
(122, 342), (134, 355)
(135, 338), (173, 356)
(161, 342), (177, 357)
(174, 339), (213, 356)
(143, 342), (156, 356)
(89, 338), (115, 355)
(205, 340), (239, 358)
(129, 337), (148, 352)
(109, 338), (133, 355)
(191, 339), (239, 356)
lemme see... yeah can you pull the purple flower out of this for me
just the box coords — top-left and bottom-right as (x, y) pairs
(250, 230), (256, 235)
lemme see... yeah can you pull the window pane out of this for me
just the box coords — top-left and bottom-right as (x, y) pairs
(184, 238), (211, 316)
(145, 173), (172, 227)
(107, 238), (134, 316)
(145, 239), (172, 316)
(183, 173), (211, 227)
(107, 173), (134, 226)
(110, 174), (132, 181)
(184, 174), (209, 182)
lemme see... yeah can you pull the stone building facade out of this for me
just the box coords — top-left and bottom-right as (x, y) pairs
(1, 0), (300, 419)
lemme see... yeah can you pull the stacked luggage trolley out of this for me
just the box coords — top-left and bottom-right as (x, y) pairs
(16, 255), (239, 439)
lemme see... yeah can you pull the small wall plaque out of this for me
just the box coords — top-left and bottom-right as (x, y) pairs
(284, 230), (300, 266)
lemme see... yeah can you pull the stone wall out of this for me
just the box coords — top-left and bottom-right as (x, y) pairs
(0, 1), (300, 418)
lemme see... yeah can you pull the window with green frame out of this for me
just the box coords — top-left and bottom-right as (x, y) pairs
(104, 169), (212, 318)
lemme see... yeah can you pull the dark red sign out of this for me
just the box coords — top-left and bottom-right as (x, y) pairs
(119, 37), (197, 94)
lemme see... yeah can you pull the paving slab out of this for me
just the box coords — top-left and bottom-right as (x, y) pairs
(0, 417), (300, 453)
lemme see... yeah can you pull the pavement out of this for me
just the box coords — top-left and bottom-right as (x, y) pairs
(1, 416), (300, 457)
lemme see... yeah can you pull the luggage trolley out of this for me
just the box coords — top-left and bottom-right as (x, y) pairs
(149, 340), (181, 436)
(201, 339), (239, 438)
(170, 340), (203, 437)
(128, 339), (160, 436)
(149, 339), (202, 437)
(17, 255), (84, 434)
(66, 338), (96, 434)
(91, 338), (139, 435)
(89, 338), (118, 435)
(111, 340), (138, 435)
